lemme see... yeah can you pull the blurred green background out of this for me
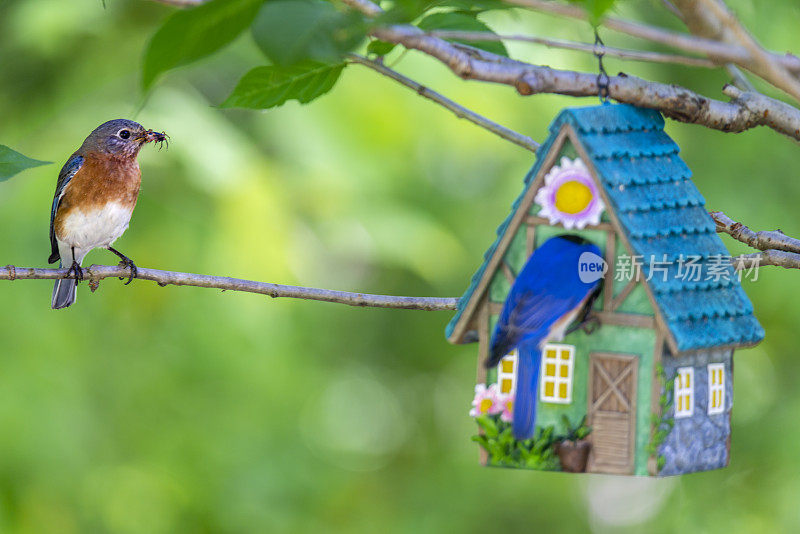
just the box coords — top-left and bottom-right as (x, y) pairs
(1, 0), (800, 532)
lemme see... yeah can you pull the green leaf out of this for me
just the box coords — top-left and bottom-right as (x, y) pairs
(474, 414), (499, 439)
(417, 11), (508, 57)
(142, 0), (262, 90)
(252, 0), (367, 66)
(568, 0), (616, 24)
(0, 145), (50, 182)
(220, 61), (346, 109)
(376, 0), (438, 24)
(367, 39), (397, 57)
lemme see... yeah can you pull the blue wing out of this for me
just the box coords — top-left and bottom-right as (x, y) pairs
(488, 236), (601, 367)
(486, 235), (603, 440)
(49, 154), (83, 264)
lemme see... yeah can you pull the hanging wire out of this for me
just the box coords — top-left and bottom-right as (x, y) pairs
(593, 29), (610, 103)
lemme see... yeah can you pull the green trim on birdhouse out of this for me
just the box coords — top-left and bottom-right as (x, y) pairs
(616, 284), (653, 315)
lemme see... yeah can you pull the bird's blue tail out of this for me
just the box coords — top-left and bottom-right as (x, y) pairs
(51, 263), (77, 309)
(513, 344), (542, 440)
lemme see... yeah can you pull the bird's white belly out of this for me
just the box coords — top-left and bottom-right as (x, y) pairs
(539, 305), (583, 350)
(59, 202), (132, 252)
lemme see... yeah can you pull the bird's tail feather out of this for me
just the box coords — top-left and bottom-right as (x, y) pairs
(51, 262), (78, 309)
(513, 344), (541, 440)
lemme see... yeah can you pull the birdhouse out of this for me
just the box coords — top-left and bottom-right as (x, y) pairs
(447, 104), (764, 476)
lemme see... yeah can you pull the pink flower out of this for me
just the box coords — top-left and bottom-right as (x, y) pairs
(470, 384), (502, 417)
(499, 394), (514, 423)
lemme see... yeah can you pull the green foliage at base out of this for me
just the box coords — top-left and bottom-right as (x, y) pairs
(560, 414), (591, 442)
(472, 415), (562, 470)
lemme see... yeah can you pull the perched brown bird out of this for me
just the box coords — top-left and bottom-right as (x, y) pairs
(49, 119), (166, 309)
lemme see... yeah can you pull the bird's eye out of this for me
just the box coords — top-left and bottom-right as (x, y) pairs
(118, 130), (131, 139)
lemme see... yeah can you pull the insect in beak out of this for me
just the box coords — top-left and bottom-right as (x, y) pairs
(141, 130), (169, 150)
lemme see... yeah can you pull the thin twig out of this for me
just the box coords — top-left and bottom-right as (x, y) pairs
(673, 0), (800, 102)
(426, 31), (716, 68)
(348, 54), (539, 151)
(711, 211), (800, 254)
(509, 0), (800, 75)
(657, 0), (756, 91)
(725, 64), (756, 92)
(721, 85), (800, 138)
(149, 0), (206, 6)
(734, 250), (800, 271)
(1, 264), (458, 311)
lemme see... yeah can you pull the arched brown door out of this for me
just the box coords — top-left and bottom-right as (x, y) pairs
(587, 353), (638, 475)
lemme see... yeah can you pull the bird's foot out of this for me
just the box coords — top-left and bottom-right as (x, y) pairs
(578, 314), (601, 335)
(67, 261), (84, 282)
(566, 314), (601, 336)
(108, 247), (137, 285)
(118, 257), (137, 285)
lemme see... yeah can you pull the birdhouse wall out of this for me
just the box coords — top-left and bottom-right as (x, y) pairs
(475, 136), (668, 474)
(656, 348), (733, 476)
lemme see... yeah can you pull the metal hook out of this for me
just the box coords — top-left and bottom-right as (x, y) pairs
(594, 29), (610, 103)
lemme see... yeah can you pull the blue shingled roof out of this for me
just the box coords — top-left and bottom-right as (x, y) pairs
(446, 104), (764, 352)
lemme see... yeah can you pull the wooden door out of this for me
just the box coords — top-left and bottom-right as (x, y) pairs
(587, 353), (638, 475)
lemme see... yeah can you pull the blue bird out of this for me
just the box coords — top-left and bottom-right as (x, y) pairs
(486, 235), (603, 440)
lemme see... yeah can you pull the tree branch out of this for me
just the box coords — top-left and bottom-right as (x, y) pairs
(425, 31), (717, 68)
(348, 54), (538, 151)
(509, 0), (800, 76)
(734, 250), (800, 271)
(711, 211), (800, 254)
(713, 211), (800, 271)
(0, 264), (458, 311)
(339, 0), (800, 141)
(671, 0), (800, 102)
(368, 24), (800, 141)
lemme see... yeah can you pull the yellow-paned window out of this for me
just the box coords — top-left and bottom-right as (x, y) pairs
(674, 367), (694, 418)
(539, 344), (574, 404)
(496, 349), (518, 395)
(707, 363), (725, 415)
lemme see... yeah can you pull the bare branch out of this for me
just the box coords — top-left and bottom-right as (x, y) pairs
(0, 264), (458, 311)
(672, 0), (800, 102)
(426, 31), (717, 68)
(734, 250), (800, 271)
(348, 54), (538, 151)
(711, 211), (800, 254)
(722, 85), (800, 141)
(339, 0), (800, 141)
(369, 24), (800, 141)
(509, 0), (800, 76)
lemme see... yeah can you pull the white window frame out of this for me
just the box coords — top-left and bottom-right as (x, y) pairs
(674, 367), (694, 418)
(707, 363), (725, 415)
(496, 349), (518, 396)
(540, 343), (575, 404)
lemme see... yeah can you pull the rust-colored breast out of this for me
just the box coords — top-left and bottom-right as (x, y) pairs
(53, 154), (141, 238)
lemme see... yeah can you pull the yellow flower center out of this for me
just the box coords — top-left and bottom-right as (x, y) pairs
(505, 400), (513, 412)
(479, 398), (494, 413)
(554, 180), (592, 214)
